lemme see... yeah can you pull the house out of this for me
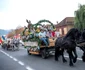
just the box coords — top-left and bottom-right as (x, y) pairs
(56, 17), (74, 36)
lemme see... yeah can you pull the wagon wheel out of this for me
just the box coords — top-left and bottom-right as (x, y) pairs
(27, 47), (31, 55)
(41, 49), (46, 59)
(41, 48), (49, 59)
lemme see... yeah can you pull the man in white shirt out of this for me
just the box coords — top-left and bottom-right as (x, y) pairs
(39, 29), (49, 47)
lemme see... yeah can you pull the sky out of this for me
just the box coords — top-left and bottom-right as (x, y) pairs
(0, 0), (85, 30)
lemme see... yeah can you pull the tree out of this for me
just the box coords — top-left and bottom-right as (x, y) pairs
(15, 27), (24, 35)
(7, 31), (15, 38)
(74, 4), (85, 31)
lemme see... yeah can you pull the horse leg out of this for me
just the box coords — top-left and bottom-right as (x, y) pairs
(55, 47), (60, 61)
(12, 45), (15, 51)
(82, 52), (85, 62)
(67, 49), (74, 66)
(80, 47), (85, 62)
(13, 44), (15, 51)
(73, 47), (78, 63)
(16, 44), (19, 50)
(7, 45), (9, 50)
(61, 49), (67, 63)
(82, 47), (85, 62)
(17, 44), (19, 50)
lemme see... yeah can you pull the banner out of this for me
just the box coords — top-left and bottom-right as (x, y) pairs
(24, 41), (38, 46)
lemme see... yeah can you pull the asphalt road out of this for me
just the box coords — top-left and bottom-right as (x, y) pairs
(0, 50), (27, 70)
(0, 46), (85, 70)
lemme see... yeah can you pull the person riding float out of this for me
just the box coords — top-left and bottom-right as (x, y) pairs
(39, 29), (49, 47)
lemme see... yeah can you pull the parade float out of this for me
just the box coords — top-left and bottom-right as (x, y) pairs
(21, 19), (56, 58)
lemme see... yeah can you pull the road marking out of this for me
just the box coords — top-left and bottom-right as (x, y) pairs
(26, 66), (34, 70)
(0, 50), (3, 53)
(1, 50), (5, 54)
(9, 56), (13, 58)
(0, 50), (10, 57)
(5, 53), (10, 57)
(13, 58), (18, 61)
(18, 61), (24, 66)
(0, 49), (34, 70)
(51, 52), (83, 61)
(64, 55), (82, 60)
(1, 51), (10, 57)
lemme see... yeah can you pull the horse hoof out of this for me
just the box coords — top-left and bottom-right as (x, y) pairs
(63, 59), (67, 63)
(82, 56), (85, 62)
(55, 58), (58, 61)
(69, 63), (73, 66)
(73, 58), (77, 63)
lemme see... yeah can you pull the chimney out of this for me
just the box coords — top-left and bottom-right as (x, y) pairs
(56, 21), (58, 24)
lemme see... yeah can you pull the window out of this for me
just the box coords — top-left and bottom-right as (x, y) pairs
(59, 28), (62, 35)
(62, 28), (64, 35)
(64, 27), (67, 34)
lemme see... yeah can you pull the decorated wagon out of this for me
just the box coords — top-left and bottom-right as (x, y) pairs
(21, 19), (57, 58)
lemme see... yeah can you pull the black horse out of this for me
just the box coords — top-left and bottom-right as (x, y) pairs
(55, 28), (81, 66)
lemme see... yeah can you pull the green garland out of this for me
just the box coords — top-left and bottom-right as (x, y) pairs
(22, 19), (55, 48)
(35, 19), (55, 29)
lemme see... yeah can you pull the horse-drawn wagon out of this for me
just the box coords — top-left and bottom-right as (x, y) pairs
(22, 19), (57, 58)
(2, 38), (21, 51)
(22, 21), (85, 66)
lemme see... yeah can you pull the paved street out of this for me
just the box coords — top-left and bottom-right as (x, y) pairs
(0, 46), (85, 70)
(0, 49), (27, 70)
